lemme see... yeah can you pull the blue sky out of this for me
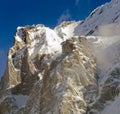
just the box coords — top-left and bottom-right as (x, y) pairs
(0, 0), (111, 76)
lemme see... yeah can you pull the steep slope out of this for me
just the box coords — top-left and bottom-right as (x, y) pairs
(54, 21), (81, 39)
(0, 25), (97, 114)
(17, 37), (97, 114)
(0, 25), (63, 96)
(75, 0), (120, 36)
(0, 0), (120, 114)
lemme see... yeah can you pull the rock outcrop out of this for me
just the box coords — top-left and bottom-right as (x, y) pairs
(0, 25), (97, 113)
(1, 0), (120, 114)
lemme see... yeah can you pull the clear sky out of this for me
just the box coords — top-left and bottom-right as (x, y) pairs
(0, 0), (111, 76)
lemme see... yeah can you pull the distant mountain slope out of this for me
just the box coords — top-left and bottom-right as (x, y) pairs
(74, 0), (120, 36)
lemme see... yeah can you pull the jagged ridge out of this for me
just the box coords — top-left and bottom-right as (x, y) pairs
(0, 0), (120, 113)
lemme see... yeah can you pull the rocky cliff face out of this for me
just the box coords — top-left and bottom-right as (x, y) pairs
(0, 0), (120, 114)
(0, 25), (97, 114)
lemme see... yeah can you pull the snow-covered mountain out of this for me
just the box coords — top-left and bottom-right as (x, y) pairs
(0, 0), (120, 113)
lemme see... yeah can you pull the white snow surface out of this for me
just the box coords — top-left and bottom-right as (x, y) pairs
(74, 0), (120, 36)
(27, 26), (63, 59)
(14, 25), (64, 62)
(101, 95), (120, 114)
(54, 21), (81, 40)
(15, 26), (25, 42)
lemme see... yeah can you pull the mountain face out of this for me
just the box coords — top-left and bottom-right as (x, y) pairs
(0, 0), (120, 114)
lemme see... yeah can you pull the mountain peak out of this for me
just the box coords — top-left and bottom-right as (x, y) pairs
(0, 0), (120, 113)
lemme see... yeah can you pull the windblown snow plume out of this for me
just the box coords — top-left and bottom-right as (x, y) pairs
(90, 22), (120, 73)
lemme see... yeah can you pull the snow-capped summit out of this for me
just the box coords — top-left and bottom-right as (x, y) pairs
(74, 0), (120, 36)
(11, 25), (64, 67)
(0, 0), (120, 114)
(54, 21), (81, 40)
